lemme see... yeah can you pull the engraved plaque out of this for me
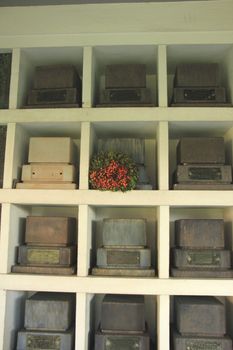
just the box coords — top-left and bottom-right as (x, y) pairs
(186, 251), (221, 266)
(189, 167), (222, 180)
(172, 329), (232, 350)
(27, 88), (80, 107)
(27, 249), (60, 265)
(95, 330), (150, 350)
(185, 340), (222, 350)
(107, 251), (140, 265)
(18, 245), (76, 266)
(175, 165), (232, 184)
(183, 89), (216, 101)
(172, 248), (231, 269)
(16, 328), (75, 350)
(97, 248), (151, 269)
(109, 89), (141, 102)
(26, 334), (61, 349)
(38, 89), (68, 102)
(99, 88), (152, 106)
(105, 336), (140, 350)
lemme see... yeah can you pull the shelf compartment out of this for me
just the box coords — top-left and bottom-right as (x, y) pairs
(88, 293), (157, 350)
(91, 45), (158, 108)
(170, 206), (233, 278)
(3, 122), (81, 189)
(1, 290), (77, 350)
(0, 203), (79, 275)
(79, 121), (158, 190)
(12, 47), (83, 109)
(169, 120), (233, 190)
(77, 205), (157, 277)
(167, 44), (233, 106)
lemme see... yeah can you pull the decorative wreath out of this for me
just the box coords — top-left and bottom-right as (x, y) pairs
(89, 151), (138, 192)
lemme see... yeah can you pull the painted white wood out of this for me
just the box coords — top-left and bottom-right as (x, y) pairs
(158, 206), (170, 278)
(8, 48), (20, 109)
(78, 205), (96, 276)
(157, 295), (169, 350)
(158, 45), (168, 107)
(82, 47), (95, 108)
(79, 122), (92, 190)
(157, 121), (169, 190)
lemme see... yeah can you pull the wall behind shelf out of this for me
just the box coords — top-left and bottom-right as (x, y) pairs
(0, 1), (233, 43)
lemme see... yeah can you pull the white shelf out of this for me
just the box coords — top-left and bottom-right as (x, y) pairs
(0, 2), (233, 349)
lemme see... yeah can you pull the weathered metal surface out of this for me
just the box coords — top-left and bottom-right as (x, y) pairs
(175, 219), (224, 249)
(175, 296), (226, 336)
(97, 248), (151, 268)
(24, 292), (75, 331)
(177, 138), (225, 165)
(101, 295), (145, 333)
(175, 165), (232, 183)
(95, 330), (150, 350)
(102, 218), (146, 247)
(173, 329), (232, 350)
(97, 138), (145, 165)
(172, 248), (231, 269)
(25, 216), (76, 246)
(33, 65), (81, 89)
(18, 245), (76, 266)
(105, 64), (146, 89)
(174, 63), (220, 87)
(16, 327), (75, 350)
(28, 137), (74, 164)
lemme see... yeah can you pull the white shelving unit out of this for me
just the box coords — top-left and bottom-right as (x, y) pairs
(0, 1), (233, 349)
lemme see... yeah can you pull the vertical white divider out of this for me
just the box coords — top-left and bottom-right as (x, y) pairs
(157, 121), (169, 190)
(82, 46), (95, 108)
(79, 122), (95, 190)
(0, 290), (6, 350)
(9, 48), (20, 109)
(157, 295), (170, 350)
(78, 205), (96, 276)
(157, 45), (168, 107)
(0, 204), (11, 273)
(157, 206), (170, 278)
(76, 293), (94, 350)
(3, 123), (29, 189)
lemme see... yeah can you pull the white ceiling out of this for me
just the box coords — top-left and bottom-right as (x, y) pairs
(0, 0), (214, 5)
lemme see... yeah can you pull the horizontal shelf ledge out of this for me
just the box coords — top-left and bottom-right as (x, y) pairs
(0, 107), (233, 123)
(1, 274), (233, 296)
(0, 189), (233, 206)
